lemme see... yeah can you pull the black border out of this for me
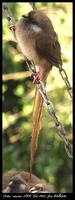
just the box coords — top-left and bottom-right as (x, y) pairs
(1, 1), (74, 199)
(1, 0), (2, 197)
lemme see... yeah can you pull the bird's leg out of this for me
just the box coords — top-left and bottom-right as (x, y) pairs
(33, 65), (48, 84)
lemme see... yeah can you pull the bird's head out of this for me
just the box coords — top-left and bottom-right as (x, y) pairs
(8, 174), (29, 193)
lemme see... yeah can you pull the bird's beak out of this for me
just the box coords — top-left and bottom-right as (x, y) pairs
(8, 181), (13, 187)
(22, 14), (28, 18)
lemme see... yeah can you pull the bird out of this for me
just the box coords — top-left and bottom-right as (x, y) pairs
(2, 171), (53, 193)
(3, 172), (29, 193)
(15, 10), (62, 181)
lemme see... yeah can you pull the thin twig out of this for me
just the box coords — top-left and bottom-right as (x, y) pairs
(3, 71), (31, 81)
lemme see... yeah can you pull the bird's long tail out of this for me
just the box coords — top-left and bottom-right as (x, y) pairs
(30, 88), (44, 180)
(29, 63), (52, 181)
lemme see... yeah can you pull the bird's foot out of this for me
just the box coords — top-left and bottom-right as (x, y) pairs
(29, 183), (47, 193)
(33, 71), (40, 84)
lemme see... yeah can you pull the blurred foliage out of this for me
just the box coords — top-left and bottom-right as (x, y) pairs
(2, 2), (73, 192)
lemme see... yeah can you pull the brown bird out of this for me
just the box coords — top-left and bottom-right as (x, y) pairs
(3, 171), (53, 193)
(3, 173), (29, 193)
(15, 10), (62, 181)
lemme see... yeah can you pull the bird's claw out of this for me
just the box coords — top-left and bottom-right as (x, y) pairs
(33, 71), (40, 84)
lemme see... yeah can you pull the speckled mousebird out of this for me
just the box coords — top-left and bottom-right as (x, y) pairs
(15, 10), (62, 181)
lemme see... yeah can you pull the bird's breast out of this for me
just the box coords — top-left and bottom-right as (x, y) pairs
(16, 22), (42, 65)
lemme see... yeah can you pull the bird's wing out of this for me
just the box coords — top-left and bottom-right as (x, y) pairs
(35, 31), (62, 67)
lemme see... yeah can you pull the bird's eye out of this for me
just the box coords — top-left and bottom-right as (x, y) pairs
(28, 10), (36, 18)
